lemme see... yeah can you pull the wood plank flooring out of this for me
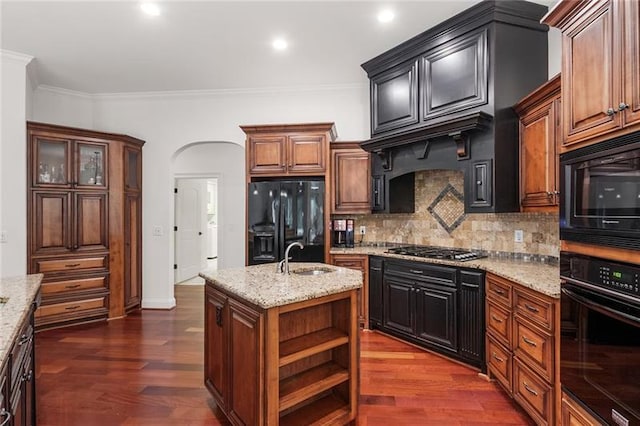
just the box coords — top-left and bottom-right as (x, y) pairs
(35, 285), (533, 425)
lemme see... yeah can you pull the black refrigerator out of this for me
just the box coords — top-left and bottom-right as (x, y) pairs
(247, 180), (325, 265)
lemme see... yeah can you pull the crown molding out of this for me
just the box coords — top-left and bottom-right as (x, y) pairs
(37, 84), (93, 99)
(0, 49), (34, 65)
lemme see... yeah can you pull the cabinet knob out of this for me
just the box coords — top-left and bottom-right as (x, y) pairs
(606, 107), (616, 116)
(618, 102), (629, 111)
(0, 408), (11, 426)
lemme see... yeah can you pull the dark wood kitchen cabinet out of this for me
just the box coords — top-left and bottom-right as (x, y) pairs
(204, 286), (228, 411)
(561, 391), (601, 426)
(330, 254), (368, 328)
(370, 60), (419, 135)
(27, 122), (144, 330)
(374, 258), (485, 369)
(485, 273), (560, 426)
(544, 0), (640, 150)
(515, 75), (561, 211)
(368, 256), (383, 328)
(330, 142), (371, 214)
(2, 294), (39, 426)
(241, 123), (337, 177)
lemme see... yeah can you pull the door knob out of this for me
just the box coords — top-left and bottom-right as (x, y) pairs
(198, 231), (203, 235)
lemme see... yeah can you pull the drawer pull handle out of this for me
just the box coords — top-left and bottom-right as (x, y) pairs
(65, 263), (81, 268)
(491, 315), (503, 324)
(1, 408), (11, 426)
(492, 352), (504, 363)
(492, 288), (505, 295)
(524, 303), (540, 313)
(409, 269), (423, 274)
(65, 305), (81, 311)
(65, 284), (81, 289)
(18, 333), (32, 346)
(522, 336), (537, 347)
(21, 370), (33, 383)
(341, 263), (356, 267)
(523, 382), (538, 396)
(215, 306), (223, 327)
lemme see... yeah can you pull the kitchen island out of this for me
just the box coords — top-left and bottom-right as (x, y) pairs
(200, 263), (362, 426)
(0, 274), (42, 426)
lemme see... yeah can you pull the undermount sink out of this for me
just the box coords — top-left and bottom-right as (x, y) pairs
(292, 267), (335, 276)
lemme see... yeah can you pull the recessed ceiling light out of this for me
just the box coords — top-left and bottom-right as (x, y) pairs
(377, 9), (395, 23)
(140, 2), (161, 17)
(272, 38), (288, 51)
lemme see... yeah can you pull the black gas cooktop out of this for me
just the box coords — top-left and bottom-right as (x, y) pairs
(386, 245), (487, 262)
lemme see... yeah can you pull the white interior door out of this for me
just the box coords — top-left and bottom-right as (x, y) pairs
(175, 179), (206, 282)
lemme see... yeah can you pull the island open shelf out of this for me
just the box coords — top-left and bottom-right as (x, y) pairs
(202, 262), (361, 425)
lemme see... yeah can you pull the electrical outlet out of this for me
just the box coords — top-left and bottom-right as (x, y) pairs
(514, 229), (524, 243)
(152, 226), (163, 236)
(0, 230), (6, 243)
(359, 226), (366, 235)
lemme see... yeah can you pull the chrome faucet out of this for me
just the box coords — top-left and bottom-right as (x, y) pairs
(278, 242), (304, 274)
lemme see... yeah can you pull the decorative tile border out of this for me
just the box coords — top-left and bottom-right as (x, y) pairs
(427, 183), (466, 234)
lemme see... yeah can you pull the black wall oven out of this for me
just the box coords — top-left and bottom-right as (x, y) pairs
(560, 252), (640, 425)
(560, 132), (640, 250)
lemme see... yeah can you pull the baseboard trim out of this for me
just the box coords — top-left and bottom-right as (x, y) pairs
(142, 297), (177, 310)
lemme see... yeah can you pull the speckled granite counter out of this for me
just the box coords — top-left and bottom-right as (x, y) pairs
(199, 262), (362, 309)
(0, 274), (43, 366)
(330, 247), (560, 298)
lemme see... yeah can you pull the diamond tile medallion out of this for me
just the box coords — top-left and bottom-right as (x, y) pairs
(427, 183), (466, 234)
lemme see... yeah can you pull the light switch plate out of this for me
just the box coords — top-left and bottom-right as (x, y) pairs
(359, 226), (366, 235)
(514, 230), (524, 243)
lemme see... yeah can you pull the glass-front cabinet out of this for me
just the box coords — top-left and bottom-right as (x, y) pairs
(32, 136), (108, 189)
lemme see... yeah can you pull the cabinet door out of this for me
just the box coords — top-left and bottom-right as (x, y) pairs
(421, 29), (488, 121)
(32, 191), (72, 255)
(561, 392), (600, 426)
(332, 149), (371, 214)
(31, 136), (71, 188)
(74, 192), (108, 252)
(0, 362), (8, 426)
(228, 299), (262, 426)
(459, 270), (484, 365)
(247, 136), (287, 175)
(124, 145), (142, 192)
(415, 283), (457, 353)
(205, 286), (228, 410)
(75, 142), (108, 188)
(466, 160), (492, 209)
(562, 0), (621, 146)
(371, 60), (419, 134)
(368, 257), (383, 328)
(520, 98), (558, 208)
(287, 134), (326, 174)
(382, 275), (414, 335)
(623, 0), (640, 127)
(124, 194), (142, 310)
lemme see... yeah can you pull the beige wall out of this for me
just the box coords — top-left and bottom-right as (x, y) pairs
(338, 170), (559, 257)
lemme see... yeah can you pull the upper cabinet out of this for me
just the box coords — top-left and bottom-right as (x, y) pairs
(514, 75), (562, 211)
(32, 135), (108, 189)
(361, 1), (549, 214)
(543, 0), (640, 150)
(241, 123), (336, 177)
(330, 142), (371, 214)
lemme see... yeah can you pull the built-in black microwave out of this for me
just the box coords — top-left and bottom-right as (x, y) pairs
(560, 132), (640, 250)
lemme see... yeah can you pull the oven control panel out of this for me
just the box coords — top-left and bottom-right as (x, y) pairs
(561, 252), (640, 299)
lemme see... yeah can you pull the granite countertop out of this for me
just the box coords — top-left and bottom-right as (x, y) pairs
(0, 274), (43, 366)
(331, 247), (560, 298)
(200, 263), (362, 309)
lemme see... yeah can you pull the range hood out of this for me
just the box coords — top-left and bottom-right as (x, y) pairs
(359, 0), (550, 214)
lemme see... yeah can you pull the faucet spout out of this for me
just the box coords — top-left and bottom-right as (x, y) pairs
(282, 242), (304, 274)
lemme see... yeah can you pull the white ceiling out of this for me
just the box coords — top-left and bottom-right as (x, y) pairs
(1, 1), (554, 94)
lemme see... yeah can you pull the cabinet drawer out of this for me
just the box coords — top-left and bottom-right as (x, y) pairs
(332, 256), (365, 271)
(514, 289), (554, 331)
(34, 255), (108, 274)
(486, 300), (511, 347)
(514, 318), (554, 381)
(10, 319), (34, 391)
(386, 260), (456, 287)
(41, 275), (108, 296)
(487, 335), (511, 393)
(513, 359), (553, 425)
(35, 296), (108, 325)
(486, 274), (512, 307)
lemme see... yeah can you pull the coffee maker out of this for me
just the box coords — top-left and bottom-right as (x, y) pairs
(331, 219), (354, 248)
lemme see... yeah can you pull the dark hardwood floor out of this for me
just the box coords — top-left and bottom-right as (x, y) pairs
(35, 285), (532, 425)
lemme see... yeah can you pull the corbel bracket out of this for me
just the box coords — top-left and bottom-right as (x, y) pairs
(376, 150), (392, 171)
(450, 131), (470, 160)
(412, 140), (431, 159)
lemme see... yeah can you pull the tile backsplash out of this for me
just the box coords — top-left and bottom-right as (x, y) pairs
(337, 170), (559, 257)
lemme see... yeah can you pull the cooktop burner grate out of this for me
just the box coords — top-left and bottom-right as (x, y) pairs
(386, 245), (486, 262)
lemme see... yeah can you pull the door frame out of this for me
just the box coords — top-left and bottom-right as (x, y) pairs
(173, 172), (222, 283)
